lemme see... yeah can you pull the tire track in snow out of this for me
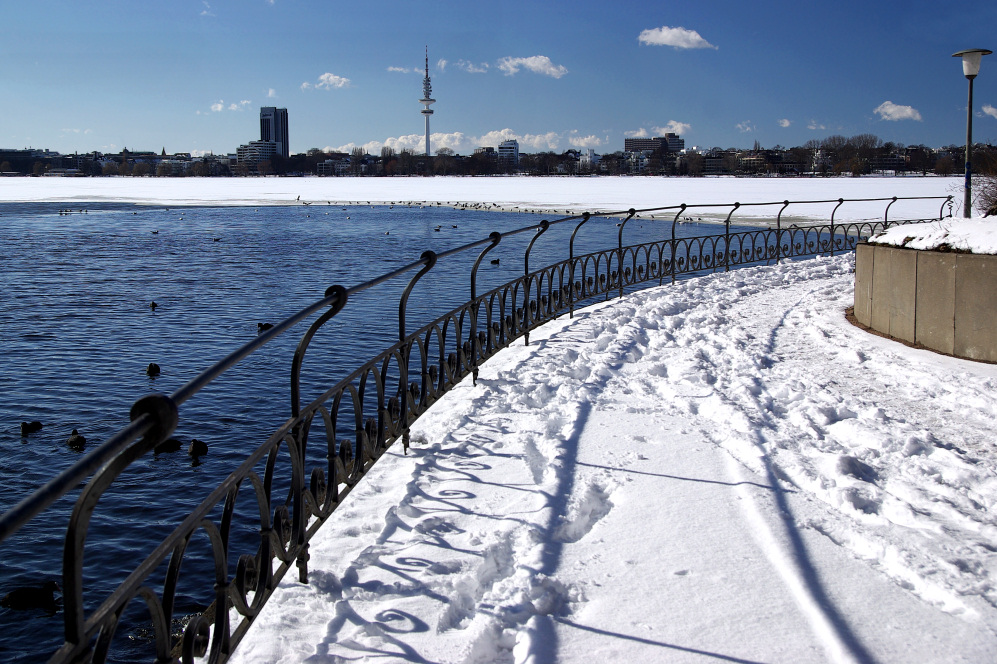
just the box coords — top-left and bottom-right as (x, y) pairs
(591, 263), (877, 662)
(615, 256), (997, 640)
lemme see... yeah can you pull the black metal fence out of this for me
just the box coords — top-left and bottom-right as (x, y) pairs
(0, 195), (952, 663)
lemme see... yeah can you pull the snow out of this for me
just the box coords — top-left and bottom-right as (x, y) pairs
(870, 217), (997, 255)
(0, 175), (959, 221)
(230, 255), (997, 664)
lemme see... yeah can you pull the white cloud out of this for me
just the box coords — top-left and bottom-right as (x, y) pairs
(626, 122), (690, 138)
(477, 129), (562, 151)
(981, 104), (997, 119)
(317, 73), (351, 89)
(653, 121), (690, 135)
(638, 26), (717, 50)
(807, 120), (826, 130)
(874, 101), (922, 121)
(456, 60), (489, 74)
(200, 1), (214, 17)
(328, 128), (567, 155)
(778, 118), (791, 128)
(387, 66), (417, 74)
(436, 59), (447, 72)
(736, 121), (755, 133)
(569, 134), (603, 149)
(520, 133), (563, 151)
(497, 56), (568, 78)
(209, 99), (251, 112)
(267, 88), (277, 98)
(330, 132), (465, 155)
(304, 73), (351, 91)
(474, 129), (520, 149)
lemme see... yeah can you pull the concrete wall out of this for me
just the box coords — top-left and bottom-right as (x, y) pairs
(854, 244), (997, 362)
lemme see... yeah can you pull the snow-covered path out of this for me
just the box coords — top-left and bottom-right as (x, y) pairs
(232, 256), (997, 664)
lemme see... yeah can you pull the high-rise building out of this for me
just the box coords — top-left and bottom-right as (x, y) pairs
(498, 139), (520, 166)
(665, 132), (685, 153)
(259, 107), (289, 159)
(419, 48), (435, 157)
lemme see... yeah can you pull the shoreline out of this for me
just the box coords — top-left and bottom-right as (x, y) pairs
(2, 197), (849, 229)
(8, 198), (882, 230)
(0, 175), (958, 225)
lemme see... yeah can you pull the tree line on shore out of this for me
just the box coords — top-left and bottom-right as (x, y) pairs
(3, 134), (997, 180)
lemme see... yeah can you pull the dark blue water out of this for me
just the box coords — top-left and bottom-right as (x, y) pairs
(0, 202), (751, 662)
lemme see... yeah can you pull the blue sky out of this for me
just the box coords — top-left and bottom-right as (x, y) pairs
(3, 0), (996, 156)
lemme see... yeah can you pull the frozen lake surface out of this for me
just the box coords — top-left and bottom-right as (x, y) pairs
(0, 174), (961, 220)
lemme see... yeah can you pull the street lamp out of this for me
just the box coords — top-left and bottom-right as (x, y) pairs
(953, 48), (992, 217)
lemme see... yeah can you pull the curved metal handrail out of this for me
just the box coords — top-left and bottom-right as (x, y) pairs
(0, 194), (953, 663)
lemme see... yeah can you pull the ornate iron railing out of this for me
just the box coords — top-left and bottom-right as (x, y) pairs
(0, 195), (952, 663)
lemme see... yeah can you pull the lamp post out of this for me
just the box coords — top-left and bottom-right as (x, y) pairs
(953, 48), (992, 217)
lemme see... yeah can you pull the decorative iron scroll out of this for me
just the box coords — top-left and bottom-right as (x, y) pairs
(0, 194), (952, 663)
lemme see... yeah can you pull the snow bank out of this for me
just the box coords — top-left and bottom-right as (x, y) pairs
(870, 217), (997, 254)
(230, 256), (997, 664)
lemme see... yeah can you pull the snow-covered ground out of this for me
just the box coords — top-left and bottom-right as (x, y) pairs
(871, 216), (997, 254)
(230, 255), (997, 664)
(0, 175), (960, 221)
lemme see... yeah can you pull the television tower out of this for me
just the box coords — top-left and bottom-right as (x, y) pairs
(419, 47), (435, 157)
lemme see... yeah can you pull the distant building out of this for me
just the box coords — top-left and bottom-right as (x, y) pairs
(624, 150), (650, 173)
(317, 157), (351, 176)
(498, 139), (519, 166)
(259, 107), (289, 158)
(623, 134), (684, 154)
(234, 140), (278, 173)
(665, 132), (685, 153)
(579, 149), (600, 171)
(623, 137), (664, 153)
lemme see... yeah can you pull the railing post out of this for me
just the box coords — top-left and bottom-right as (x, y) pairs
(291, 286), (348, 419)
(670, 204), (686, 284)
(941, 195), (954, 219)
(724, 202), (740, 271)
(775, 200), (789, 264)
(616, 208), (636, 299)
(522, 220), (550, 345)
(568, 212), (591, 318)
(397, 251), (436, 452)
(884, 196), (898, 227)
(470, 232), (501, 383)
(830, 198), (844, 256)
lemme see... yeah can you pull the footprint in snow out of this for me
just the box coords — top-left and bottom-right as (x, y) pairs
(554, 480), (614, 543)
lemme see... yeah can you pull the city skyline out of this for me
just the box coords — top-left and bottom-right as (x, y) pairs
(3, 1), (996, 156)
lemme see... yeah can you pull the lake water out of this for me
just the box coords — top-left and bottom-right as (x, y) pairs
(0, 202), (757, 662)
